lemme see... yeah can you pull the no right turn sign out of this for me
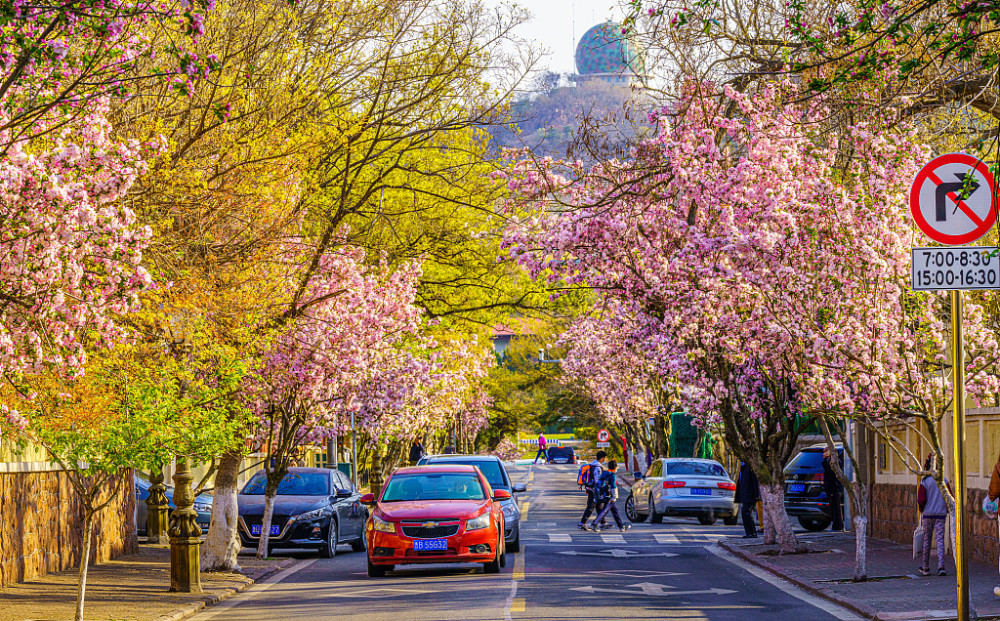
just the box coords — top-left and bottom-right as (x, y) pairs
(909, 153), (997, 245)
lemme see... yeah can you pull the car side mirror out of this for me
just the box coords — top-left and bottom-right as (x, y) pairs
(493, 489), (512, 500)
(512, 484), (526, 493)
(336, 488), (352, 498)
(360, 492), (376, 505)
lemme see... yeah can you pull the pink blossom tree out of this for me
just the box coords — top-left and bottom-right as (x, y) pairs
(0, 99), (155, 386)
(504, 81), (1000, 558)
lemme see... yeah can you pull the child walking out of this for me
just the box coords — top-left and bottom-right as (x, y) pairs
(588, 460), (631, 533)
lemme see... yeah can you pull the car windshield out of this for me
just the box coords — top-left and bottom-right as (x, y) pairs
(381, 473), (486, 502)
(547, 447), (572, 456)
(426, 459), (508, 490)
(785, 450), (826, 472)
(241, 472), (329, 496)
(666, 462), (727, 477)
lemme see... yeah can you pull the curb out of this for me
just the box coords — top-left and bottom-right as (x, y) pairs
(152, 558), (299, 621)
(718, 540), (877, 620)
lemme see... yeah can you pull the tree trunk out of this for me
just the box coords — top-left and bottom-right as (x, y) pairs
(201, 452), (242, 572)
(256, 493), (276, 559)
(75, 509), (95, 621)
(853, 515), (867, 582)
(760, 483), (797, 553)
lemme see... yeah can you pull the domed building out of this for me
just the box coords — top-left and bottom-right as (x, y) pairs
(574, 21), (645, 85)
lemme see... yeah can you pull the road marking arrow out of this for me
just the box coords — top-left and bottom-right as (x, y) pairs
(571, 583), (736, 597)
(558, 548), (677, 558)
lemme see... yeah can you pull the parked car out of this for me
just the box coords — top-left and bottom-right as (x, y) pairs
(783, 444), (845, 531)
(417, 454), (525, 551)
(625, 458), (738, 525)
(361, 464), (508, 577)
(545, 446), (576, 464)
(237, 467), (368, 557)
(134, 472), (212, 536)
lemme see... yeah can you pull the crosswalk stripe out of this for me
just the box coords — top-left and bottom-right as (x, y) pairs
(654, 533), (681, 544)
(548, 533), (571, 542)
(600, 534), (626, 544)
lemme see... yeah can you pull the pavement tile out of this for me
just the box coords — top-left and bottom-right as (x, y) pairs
(0, 545), (294, 621)
(721, 530), (1000, 620)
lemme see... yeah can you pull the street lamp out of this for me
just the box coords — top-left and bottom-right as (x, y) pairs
(166, 335), (201, 593)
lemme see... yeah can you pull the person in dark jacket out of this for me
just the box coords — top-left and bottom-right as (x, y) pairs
(918, 454), (951, 576)
(408, 440), (425, 466)
(734, 462), (760, 538)
(822, 448), (844, 531)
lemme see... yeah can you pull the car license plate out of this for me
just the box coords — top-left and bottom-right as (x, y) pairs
(789, 483), (805, 493)
(251, 524), (281, 536)
(691, 488), (711, 496)
(413, 539), (448, 551)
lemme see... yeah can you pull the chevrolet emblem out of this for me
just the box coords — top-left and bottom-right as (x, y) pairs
(422, 521), (439, 528)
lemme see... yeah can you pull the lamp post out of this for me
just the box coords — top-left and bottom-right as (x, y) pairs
(166, 335), (201, 593)
(145, 466), (169, 543)
(168, 456), (202, 592)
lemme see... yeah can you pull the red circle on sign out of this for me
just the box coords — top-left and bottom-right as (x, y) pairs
(597, 429), (609, 442)
(910, 152), (997, 245)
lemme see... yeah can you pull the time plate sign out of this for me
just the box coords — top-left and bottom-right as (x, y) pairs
(911, 246), (1000, 290)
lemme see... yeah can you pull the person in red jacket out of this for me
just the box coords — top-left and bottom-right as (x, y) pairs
(988, 451), (1000, 596)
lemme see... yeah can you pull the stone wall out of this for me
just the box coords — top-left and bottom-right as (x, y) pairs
(0, 468), (136, 586)
(871, 482), (999, 565)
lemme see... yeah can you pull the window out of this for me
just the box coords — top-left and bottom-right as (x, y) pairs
(334, 471), (353, 491)
(242, 471), (330, 496)
(425, 458), (508, 490)
(381, 473), (486, 502)
(648, 461), (662, 478)
(665, 461), (727, 477)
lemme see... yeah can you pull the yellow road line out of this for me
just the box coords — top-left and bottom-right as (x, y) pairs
(509, 598), (525, 613)
(519, 501), (529, 520)
(528, 472), (534, 483)
(513, 545), (525, 581)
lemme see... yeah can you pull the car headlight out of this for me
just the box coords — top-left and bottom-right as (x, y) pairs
(292, 508), (326, 522)
(501, 503), (518, 518)
(192, 502), (211, 513)
(371, 515), (395, 533)
(466, 513), (490, 531)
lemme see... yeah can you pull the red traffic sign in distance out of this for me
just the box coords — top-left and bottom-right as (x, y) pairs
(910, 153), (998, 245)
(597, 429), (610, 442)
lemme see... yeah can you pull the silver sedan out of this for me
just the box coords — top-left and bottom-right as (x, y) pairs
(625, 458), (738, 525)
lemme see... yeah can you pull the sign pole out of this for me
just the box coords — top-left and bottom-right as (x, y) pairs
(952, 289), (969, 621)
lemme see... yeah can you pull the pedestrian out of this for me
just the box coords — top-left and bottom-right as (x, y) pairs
(589, 460), (630, 532)
(533, 432), (548, 464)
(734, 461), (760, 538)
(822, 448), (845, 532)
(988, 450), (1000, 596)
(578, 450), (608, 530)
(918, 455), (950, 577)
(408, 439), (425, 466)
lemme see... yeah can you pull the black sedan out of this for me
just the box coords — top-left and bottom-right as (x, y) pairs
(238, 467), (368, 557)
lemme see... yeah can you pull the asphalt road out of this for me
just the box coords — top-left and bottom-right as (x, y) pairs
(189, 463), (863, 621)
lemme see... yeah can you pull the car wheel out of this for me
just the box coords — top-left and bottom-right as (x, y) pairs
(625, 493), (646, 523)
(698, 514), (717, 526)
(367, 557), (388, 577)
(508, 527), (521, 553)
(723, 514), (739, 526)
(319, 519), (338, 558)
(798, 516), (832, 532)
(649, 494), (664, 524)
(351, 533), (367, 553)
(484, 535), (502, 574)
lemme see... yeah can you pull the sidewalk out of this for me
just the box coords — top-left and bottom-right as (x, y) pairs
(0, 545), (295, 621)
(721, 530), (1000, 620)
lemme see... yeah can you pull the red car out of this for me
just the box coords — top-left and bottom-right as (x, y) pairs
(360, 464), (509, 577)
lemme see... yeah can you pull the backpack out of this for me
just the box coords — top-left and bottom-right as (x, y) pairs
(577, 463), (593, 487)
(596, 471), (615, 500)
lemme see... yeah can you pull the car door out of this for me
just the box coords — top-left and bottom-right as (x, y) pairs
(335, 471), (364, 538)
(644, 460), (663, 511)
